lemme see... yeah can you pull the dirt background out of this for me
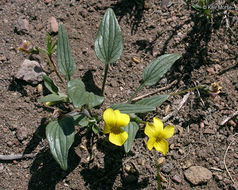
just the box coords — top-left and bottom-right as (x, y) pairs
(0, 0), (238, 189)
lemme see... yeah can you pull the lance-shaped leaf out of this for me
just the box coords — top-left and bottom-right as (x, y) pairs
(111, 103), (155, 114)
(142, 54), (181, 86)
(43, 75), (59, 94)
(38, 93), (67, 103)
(46, 117), (75, 170)
(124, 122), (139, 153)
(57, 24), (76, 81)
(95, 8), (123, 65)
(136, 94), (170, 107)
(67, 79), (104, 109)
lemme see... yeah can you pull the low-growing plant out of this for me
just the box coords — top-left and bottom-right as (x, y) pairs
(184, 0), (214, 20)
(18, 8), (220, 188)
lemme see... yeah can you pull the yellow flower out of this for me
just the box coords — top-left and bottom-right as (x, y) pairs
(208, 82), (222, 99)
(17, 40), (31, 53)
(103, 108), (130, 146)
(145, 117), (174, 155)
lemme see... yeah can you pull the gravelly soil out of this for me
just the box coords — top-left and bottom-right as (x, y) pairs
(0, 0), (237, 189)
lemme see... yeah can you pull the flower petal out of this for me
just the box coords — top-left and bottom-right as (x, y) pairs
(147, 137), (156, 151)
(103, 123), (111, 134)
(153, 117), (163, 133)
(103, 108), (116, 128)
(154, 139), (168, 155)
(114, 110), (130, 128)
(162, 125), (174, 139)
(109, 129), (128, 146)
(144, 122), (157, 138)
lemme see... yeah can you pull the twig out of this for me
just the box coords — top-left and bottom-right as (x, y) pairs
(132, 80), (177, 102)
(162, 92), (190, 122)
(0, 153), (37, 161)
(210, 167), (223, 172)
(223, 133), (238, 185)
(220, 110), (238, 126)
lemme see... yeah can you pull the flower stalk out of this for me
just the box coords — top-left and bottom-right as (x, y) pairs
(102, 64), (109, 95)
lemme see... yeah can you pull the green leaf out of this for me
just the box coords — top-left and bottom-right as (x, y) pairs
(43, 75), (59, 94)
(111, 103), (155, 114)
(136, 94), (170, 107)
(142, 54), (181, 86)
(86, 92), (104, 109)
(38, 94), (67, 103)
(46, 117), (75, 170)
(123, 122), (139, 153)
(95, 8), (123, 65)
(67, 79), (86, 108)
(57, 24), (76, 81)
(92, 124), (99, 134)
(67, 79), (104, 109)
(73, 114), (89, 127)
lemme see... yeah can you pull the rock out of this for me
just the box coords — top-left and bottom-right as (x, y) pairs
(184, 166), (212, 185)
(16, 127), (28, 141)
(200, 122), (205, 128)
(190, 124), (199, 131)
(37, 84), (43, 93)
(228, 120), (237, 127)
(0, 164), (4, 173)
(48, 16), (58, 33)
(172, 174), (182, 183)
(45, 0), (51, 3)
(15, 16), (29, 34)
(207, 67), (215, 75)
(15, 59), (45, 84)
(7, 141), (14, 147)
(161, 163), (173, 174)
(80, 9), (88, 18)
(204, 128), (216, 134)
(223, 44), (228, 50)
(0, 56), (7, 62)
(35, 23), (44, 31)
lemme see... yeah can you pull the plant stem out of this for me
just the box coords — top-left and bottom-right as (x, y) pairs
(127, 83), (145, 103)
(132, 116), (147, 124)
(170, 85), (205, 96)
(38, 47), (65, 85)
(156, 160), (162, 190)
(102, 64), (109, 95)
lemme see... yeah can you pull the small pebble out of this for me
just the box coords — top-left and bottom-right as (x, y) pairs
(228, 120), (237, 127)
(161, 163), (173, 174)
(79, 145), (87, 151)
(158, 157), (165, 166)
(223, 45), (228, 50)
(48, 16), (58, 33)
(170, 143), (175, 150)
(164, 105), (170, 115)
(0, 56), (7, 61)
(200, 122), (205, 128)
(172, 174), (182, 183)
(125, 165), (131, 173)
(7, 141), (13, 147)
(37, 84), (43, 93)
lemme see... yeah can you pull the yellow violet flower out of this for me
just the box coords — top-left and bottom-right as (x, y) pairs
(17, 40), (31, 53)
(145, 117), (174, 155)
(103, 108), (130, 146)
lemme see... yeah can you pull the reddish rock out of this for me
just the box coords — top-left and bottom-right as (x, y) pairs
(45, 0), (51, 4)
(184, 166), (212, 185)
(16, 127), (28, 141)
(48, 16), (58, 33)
